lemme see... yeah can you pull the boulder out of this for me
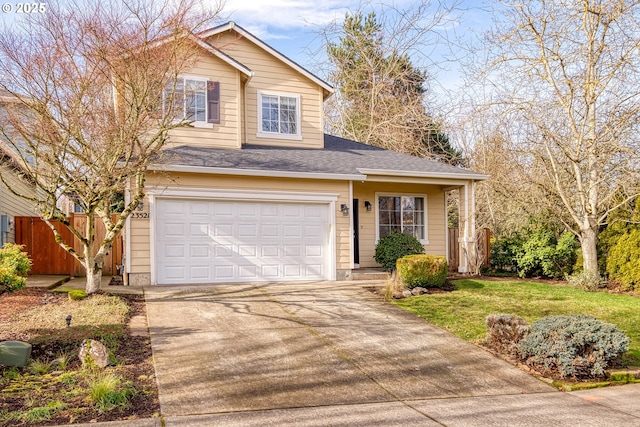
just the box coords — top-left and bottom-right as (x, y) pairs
(79, 339), (110, 368)
(411, 287), (427, 296)
(402, 290), (413, 298)
(392, 291), (406, 299)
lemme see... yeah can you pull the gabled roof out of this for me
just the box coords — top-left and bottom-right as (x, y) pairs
(199, 22), (334, 95)
(151, 134), (488, 182)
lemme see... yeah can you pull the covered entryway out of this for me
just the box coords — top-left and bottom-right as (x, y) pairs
(154, 199), (331, 284)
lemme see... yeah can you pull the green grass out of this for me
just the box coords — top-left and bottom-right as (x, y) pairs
(394, 279), (640, 363)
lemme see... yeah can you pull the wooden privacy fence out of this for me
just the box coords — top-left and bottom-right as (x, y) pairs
(15, 215), (123, 276)
(448, 227), (491, 272)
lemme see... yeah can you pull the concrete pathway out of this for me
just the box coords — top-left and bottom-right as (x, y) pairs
(144, 281), (640, 426)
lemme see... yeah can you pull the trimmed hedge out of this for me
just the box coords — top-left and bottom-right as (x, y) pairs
(396, 254), (447, 289)
(374, 232), (424, 272)
(518, 315), (630, 379)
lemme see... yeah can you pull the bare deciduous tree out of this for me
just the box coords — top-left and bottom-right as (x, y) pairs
(0, 0), (220, 293)
(474, 0), (640, 275)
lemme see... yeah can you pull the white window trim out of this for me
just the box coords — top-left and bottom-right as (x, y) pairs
(374, 192), (429, 245)
(172, 75), (214, 129)
(256, 90), (302, 140)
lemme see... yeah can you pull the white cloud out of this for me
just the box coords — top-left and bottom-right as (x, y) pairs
(221, 0), (354, 39)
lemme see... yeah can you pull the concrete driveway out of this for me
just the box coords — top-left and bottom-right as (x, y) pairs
(145, 281), (640, 426)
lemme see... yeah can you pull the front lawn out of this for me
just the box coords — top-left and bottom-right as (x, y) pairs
(394, 279), (640, 363)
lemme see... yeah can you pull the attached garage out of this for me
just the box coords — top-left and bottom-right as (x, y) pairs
(153, 197), (333, 285)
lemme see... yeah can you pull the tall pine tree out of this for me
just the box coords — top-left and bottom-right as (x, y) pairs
(326, 12), (464, 165)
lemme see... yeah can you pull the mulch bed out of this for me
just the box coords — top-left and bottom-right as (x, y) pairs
(0, 288), (160, 426)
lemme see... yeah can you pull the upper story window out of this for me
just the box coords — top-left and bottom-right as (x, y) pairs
(165, 77), (220, 127)
(257, 91), (301, 140)
(377, 194), (428, 243)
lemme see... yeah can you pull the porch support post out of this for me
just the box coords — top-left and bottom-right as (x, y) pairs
(458, 180), (477, 273)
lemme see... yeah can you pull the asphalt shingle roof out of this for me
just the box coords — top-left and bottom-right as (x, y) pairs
(154, 134), (486, 179)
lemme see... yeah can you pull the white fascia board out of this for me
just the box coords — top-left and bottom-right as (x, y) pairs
(199, 22), (334, 95)
(357, 168), (490, 181)
(148, 163), (364, 181)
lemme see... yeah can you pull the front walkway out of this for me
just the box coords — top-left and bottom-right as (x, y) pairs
(144, 281), (640, 426)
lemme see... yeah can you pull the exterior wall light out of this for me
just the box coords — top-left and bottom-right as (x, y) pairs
(364, 201), (372, 211)
(340, 204), (349, 215)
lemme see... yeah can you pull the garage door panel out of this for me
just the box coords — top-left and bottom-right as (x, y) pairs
(238, 245), (257, 257)
(156, 199), (330, 284)
(189, 245), (209, 258)
(163, 223), (186, 237)
(190, 266), (211, 279)
(261, 245), (279, 257)
(213, 224), (233, 236)
(261, 265), (279, 278)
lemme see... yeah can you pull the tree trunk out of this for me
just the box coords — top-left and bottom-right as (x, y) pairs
(84, 252), (103, 294)
(580, 226), (599, 276)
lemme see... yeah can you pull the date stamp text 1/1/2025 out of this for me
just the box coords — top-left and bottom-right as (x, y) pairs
(2, 3), (46, 13)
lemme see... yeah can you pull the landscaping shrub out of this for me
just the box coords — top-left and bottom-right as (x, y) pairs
(516, 230), (577, 279)
(374, 231), (424, 272)
(518, 315), (630, 379)
(566, 270), (607, 292)
(485, 314), (529, 356)
(68, 289), (88, 300)
(489, 236), (523, 272)
(396, 254), (447, 288)
(0, 243), (31, 294)
(606, 228), (640, 291)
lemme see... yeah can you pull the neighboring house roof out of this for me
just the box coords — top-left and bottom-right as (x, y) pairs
(199, 22), (334, 96)
(151, 134), (489, 182)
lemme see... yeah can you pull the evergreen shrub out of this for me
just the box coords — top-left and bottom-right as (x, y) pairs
(0, 243), (32, 294)
(396, 254), (447, 288)
(485, 314), (529, 356)
(518, 315), (630, 379)
(606, 228), (640, 291)
(374, 232), (424, 272)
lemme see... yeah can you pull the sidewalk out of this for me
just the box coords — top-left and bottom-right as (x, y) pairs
(26, 274), (144, 295)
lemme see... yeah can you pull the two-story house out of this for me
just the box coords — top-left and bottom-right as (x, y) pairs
(125, 22), (487, 286)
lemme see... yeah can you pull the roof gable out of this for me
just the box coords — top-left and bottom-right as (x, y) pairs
(199, 22), (333, 97)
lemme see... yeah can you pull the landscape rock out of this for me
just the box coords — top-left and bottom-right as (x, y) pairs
(402, 290), (413, 298)
(392, 291), (405, 299)
(79, 339), (110, 368)
(411, 287), (427, 296)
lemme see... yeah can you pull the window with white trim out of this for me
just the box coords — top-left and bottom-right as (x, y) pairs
(257, 91), (301, 139)
(377, 195), (426, 241)
(164, 77), (220, 126)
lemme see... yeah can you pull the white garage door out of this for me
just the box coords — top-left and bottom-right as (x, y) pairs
(155, 199), (330, 284)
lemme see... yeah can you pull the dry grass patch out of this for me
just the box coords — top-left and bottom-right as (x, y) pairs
(0, 294), (128, 342)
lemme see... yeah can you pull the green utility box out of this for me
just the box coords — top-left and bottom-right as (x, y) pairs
(0, 341), (32, 367)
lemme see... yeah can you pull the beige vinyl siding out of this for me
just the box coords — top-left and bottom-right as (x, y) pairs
(354, 182), (446, 268)
(206, 32), (324, 149)
(128, 172), (350, 274)
(0, 165), (36, 243)
(165, 52), (241, 149)
(128, 219), (151, 273)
